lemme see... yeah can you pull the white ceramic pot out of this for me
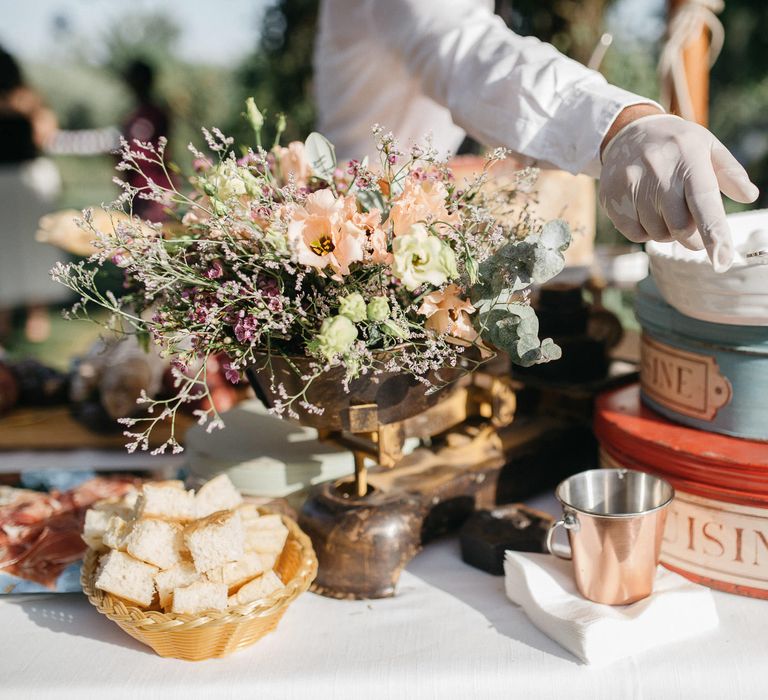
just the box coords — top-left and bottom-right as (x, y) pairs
(646, 209), (768, 326)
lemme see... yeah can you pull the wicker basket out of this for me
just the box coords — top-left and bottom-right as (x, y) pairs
(81, 512), (317, 661)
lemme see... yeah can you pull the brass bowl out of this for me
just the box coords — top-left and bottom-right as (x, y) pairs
(246, 352), (469, 431)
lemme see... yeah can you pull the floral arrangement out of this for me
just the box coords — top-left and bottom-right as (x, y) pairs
(53, 100), (570, 453)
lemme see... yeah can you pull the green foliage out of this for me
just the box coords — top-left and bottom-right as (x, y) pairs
(470, 219), (571, 366)
(478, 304), (563, 366)
(99, 11), (181, 75)
(234, 0), (318, 144)
(709, 0), (768, 209)
(497, 0), (616, 65)
(471, 219), (572, 300)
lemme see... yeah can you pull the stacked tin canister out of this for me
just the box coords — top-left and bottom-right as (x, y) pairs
(595, 210), (768, 599)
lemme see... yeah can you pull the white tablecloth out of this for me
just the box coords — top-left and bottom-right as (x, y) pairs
(2, 498), (768, 700)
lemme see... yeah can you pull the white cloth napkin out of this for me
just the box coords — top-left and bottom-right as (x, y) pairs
(504, 551), (719, 666)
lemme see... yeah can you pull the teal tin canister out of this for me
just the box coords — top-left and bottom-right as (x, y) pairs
(635, 276), (768, 442)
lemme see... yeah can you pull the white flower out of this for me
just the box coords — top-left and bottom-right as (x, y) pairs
(338, 292), (367, 322)
(207, 161), (259, 201)
(311, 315), (358, 360)
(391, 224), (458, 291)
(366, 296), (390, 322)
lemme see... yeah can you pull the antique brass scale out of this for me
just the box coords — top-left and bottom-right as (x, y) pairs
(297, 362), (539, 599)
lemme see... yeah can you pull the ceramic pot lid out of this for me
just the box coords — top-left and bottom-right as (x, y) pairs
(646, 209), (768, 326)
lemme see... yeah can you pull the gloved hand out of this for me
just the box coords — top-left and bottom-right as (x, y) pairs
(599, 114), (759, 272)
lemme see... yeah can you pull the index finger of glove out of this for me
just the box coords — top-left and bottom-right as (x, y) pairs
(683, 166), (734, 272)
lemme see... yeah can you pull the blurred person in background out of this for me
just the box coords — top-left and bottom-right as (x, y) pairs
(315, 0), (759, 273)
(120, 59), (172, 222)
(0, 46), (68, 344)
(44, 58), (172, 223)
(34, 57), (173, 281)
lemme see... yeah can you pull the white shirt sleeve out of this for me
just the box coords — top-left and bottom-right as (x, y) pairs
(365, 0), (657, 176)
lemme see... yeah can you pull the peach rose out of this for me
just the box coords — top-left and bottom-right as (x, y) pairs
(345, 208), (392, 264)
(276, 141), (311, 187)
(418, 284), (477, 342)
(388, 178), (459, 237)
(288, 190), (365, 276)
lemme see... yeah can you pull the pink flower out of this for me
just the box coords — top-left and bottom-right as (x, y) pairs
(346, 208), (392, 264)
(276, 141), (311, 187)
(205, 260), (224, 279)
(388, 178), (459, 237)
(287, 190), (365, 276)
(234, 314), (259, 343)
(222, 361), (241, 384)
(418, 284), (477, 343)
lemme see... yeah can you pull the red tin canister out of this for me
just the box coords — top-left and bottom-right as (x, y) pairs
(595, 384), (768, 599)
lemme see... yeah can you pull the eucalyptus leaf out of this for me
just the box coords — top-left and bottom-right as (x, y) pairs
(539, 219), (571, 250)
(527, 218), (572, 284)
(475, 303), (561, 367)
(304, 132), (337, 181)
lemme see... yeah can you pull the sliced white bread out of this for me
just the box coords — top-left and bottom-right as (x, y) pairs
(92, 496), (134, 517)
(82, 509), (114, 549)
(125, 518), (185, 570)
(195, 474), (242, 518)
(121, 489), (141, 511)
(228, 570), (284, 607)
(171, 580), (228, 615)
(204, 551), (265, 592)
(155, 561), (199, 610)
(244, 514), (289, 555)
(153, 480), (185, 489)
(102, 515), (131, 550)
(237, 502), (262, 523)
(258, 552), (279, 571)
(83, 496), (138, 548)
(135, 483), (196, 522)
(94, 550), (158, 607)
(184, 510), (245, 573)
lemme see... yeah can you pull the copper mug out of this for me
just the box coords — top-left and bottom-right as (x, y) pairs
(546, 468), (674, 605)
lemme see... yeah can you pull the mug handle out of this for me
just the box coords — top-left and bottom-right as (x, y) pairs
(545, 511), (579, 561)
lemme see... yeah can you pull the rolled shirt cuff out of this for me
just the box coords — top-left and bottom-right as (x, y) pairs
(545, 80), (663, 177)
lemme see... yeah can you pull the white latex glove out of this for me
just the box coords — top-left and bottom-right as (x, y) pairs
(599, 114), (759, 272)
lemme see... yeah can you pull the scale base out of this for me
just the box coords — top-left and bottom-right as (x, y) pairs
(299, 423), (504, 599)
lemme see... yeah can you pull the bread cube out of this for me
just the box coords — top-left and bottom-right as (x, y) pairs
(195, 474), (242, 518)
(136, 483), (196, 522)
(244, 514), (289, 555)
(94, 550), (158, 607)
(171, 580), (228, 615)
(258, 552), (278, 571)
(184, 510), (244, 573)
(82, 509), (114, 549)
(154, 480), (186, 489)
(237, 502), (262, 523)
(228, 570), (284, 607)
(83, 496), (137, 549)
(155, 561), (199, 610)
(125, 518), (185, 570)
(121, 489), (141, 510)
(204, 551), (265, 591)
(102, 515), (131, 550)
